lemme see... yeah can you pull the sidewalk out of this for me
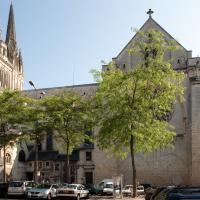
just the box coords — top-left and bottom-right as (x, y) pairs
(91, 195), (145, 200)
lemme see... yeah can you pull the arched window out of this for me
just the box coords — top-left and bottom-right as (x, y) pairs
(5, 153), (11, 164)
(18, 150), (26, 162)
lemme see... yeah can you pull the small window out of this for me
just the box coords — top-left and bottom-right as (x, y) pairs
(5, 153), (11, 164)
(38, 162), (43, 169)
(29, 162), (32, 167)
(45, 162), (50, 168)
(123, 64), (126, 69)
(55, 163), (59, 171)
(38, 143), (42, 151)
(86, 152), (92, 161)
(18, 150), (25, 162)
(177, 59), (180, 64)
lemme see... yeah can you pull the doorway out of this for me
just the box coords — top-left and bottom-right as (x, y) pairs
(85, 172), (93, 184)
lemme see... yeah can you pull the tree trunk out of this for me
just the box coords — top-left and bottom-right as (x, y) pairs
(66, 141), (70, 183)
(3, 144), (6, 183)
(130, 135), (137, 197)
(34, 142), (38, 183)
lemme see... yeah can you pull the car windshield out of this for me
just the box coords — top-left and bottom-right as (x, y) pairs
(137, 186), (144, 190)
(105, 184), (113, 188)
(61, 183), (68, 187)
(67, 184), (77, 189)
(9, 182), (23, 187)
(36, 184), (51, 189)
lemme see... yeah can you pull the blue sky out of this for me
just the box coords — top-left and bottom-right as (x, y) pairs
(0, 0), (200, 90)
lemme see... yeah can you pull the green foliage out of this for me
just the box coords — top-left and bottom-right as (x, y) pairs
(41, 91), (91, 154)
(92, 29), (185, 158)
(20, 97), (47, 144)
(0, 90), (28, 148)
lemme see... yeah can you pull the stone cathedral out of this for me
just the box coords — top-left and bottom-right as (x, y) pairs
(0, 3), (24, 182)
(2, 6), (200, 186)
(0, 3), (23, 91)
(23, 10), (200, 186)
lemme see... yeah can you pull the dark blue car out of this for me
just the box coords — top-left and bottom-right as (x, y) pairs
(153, 186), (200, 200)
(169, 193), (200, 200)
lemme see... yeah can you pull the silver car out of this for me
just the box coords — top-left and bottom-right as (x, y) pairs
(57, 184), (89, 200)
(7, 181), (35, 197)
(27, 183), (58, 199)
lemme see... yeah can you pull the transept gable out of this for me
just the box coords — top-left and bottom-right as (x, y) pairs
(114, 12), (191, 70)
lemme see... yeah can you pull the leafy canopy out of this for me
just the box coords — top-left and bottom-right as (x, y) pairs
(92, 29), (185, 158)
(20, 97), (47, 143)
(41, 91), (91, 153)
(0, 90), (28, 148)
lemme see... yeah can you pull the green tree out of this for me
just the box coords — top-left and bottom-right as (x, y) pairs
(42, 91), (91, 183)
(20, 97), (47, 183)
(92, 29), (184, 197)
(0, 90), (28, 182)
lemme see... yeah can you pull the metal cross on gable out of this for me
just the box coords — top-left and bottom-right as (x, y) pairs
(147, 9), (154, 18)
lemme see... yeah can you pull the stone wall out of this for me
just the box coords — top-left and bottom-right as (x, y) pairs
(190, 82), (200, 184)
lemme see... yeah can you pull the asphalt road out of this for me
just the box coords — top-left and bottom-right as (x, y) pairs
(0, 195), (145, 200)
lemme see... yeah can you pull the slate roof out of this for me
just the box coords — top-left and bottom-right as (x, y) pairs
(27, 150), (79, 162)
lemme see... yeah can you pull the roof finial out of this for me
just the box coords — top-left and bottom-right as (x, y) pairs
(147, 9), (154, 18)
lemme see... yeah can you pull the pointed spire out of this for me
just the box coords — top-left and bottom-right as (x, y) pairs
(6, 3), (17, 63)
(6, 3), (16, 45)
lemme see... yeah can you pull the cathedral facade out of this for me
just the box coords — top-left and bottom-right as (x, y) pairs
(0, 3), (24, 182)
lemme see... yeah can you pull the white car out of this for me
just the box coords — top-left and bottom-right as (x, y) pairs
(137, 185), (145, 195)
(7, 181), (35, 197)
(57, 184), (89, 200)
(27, 183), (58, 199)
(122, 185), (144, 196)
(102, 182), (113, 195)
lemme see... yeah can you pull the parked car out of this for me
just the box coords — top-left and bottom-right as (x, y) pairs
(122, 185), (144, 196)
(98, 179), (114, 195)
(137, 185), (145, 195)
(61, 183), (68, 187)
(150, 186), (170, 200)
(7, 181), (35, 197)
(27, 183), (58, 199)
(122, 185), (132, 196)
(153, 186), (200, 200)
(168, 193), (200, 200)
(84, 184), (103, 195)
(102, 182), (113, 195)
(141, 183), (151, 190)
(0, 182), (9, 198)
(56, 183), (89, 200)
(145, 187), (156, 200)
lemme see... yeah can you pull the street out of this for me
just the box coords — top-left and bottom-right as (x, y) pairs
(0, 195), (145, 200)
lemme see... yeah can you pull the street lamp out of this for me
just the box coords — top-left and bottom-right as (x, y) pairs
(29, 81), (36, 89)
(29, 80), (45, 183)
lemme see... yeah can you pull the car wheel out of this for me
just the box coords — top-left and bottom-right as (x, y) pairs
(85, 193), (89, 199)
(77, 194), (80, 200)
(47, 193), (51, 200)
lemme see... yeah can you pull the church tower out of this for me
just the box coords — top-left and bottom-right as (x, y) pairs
(0, 3), (23, 90)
